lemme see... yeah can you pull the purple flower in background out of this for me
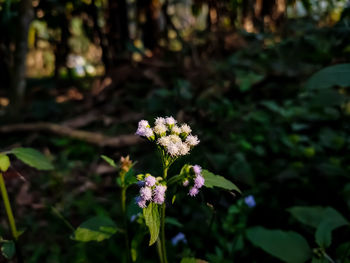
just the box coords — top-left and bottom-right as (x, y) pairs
(188, 187), (199, 197)
(137, 180), (145, 187)
(153, 194), (165, 204)
(244, 195), (256, 208)
(135, 196), (147, 208)
(192, 165), (202, 175)
(145, 175), (156, 187)
(153, 185), (167, 204)
(194, 175), (205, 189)
(171, 232), (187, 246)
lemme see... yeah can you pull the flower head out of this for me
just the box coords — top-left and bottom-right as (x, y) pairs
(177, 142), (190, 155)
(185, 135), (200, 146)
(153, 124), (167, 135)
(244, 195), (256, 208)
(171, 232), (187, 246)
(135, 196), (147, 208)
(183, 179), (189, 187)
(140, 187), (152, 201)
(194, 175), (205, 189)
(166, 143), (179, 156)
(138, 120), (149, 129)
(189, 187), (199, 197)
(192, 165), (202, 175)
(165, 116), (177, 126)
(180, 124), (191, 134)
(145, 175), (156, 187)
(154, 117), (166, 126)
(171, 125), (181, 135)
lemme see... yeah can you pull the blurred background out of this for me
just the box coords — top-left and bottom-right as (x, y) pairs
(1, 0), (350, 262)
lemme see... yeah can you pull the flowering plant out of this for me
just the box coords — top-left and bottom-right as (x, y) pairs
(72, 116), (240, 263)
(135, 116), (241, 263)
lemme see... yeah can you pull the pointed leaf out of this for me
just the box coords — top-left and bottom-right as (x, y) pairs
(72, 216), (118, 242)
(202, 169), (241, 193)
(143, 203), (160, 246)
(10, 148), (53, 170)
(247, 227), (312, 263)
(101, 155), (117, 168)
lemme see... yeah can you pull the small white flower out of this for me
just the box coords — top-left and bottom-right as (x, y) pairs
(166, 142), (179, 156)
(157, 136), (171, 147)
(168, 134), (182, 144)
(165, 116), (177, 126)
(180, 124), (192, 134)
(138, 120), (149, 129)
(144, 127), (154, 138)
(153, 124), (167, 135)
(177, 142), (190, 155)
(185, 135), (200, 146)
(171, 125), (181, 135)
(154, 117), (166, 126)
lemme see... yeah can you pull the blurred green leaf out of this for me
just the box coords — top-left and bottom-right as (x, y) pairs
(1, 241), (15, 259)
(101, 155), (117, 168)
(72, 216), (118, 242)
(143, 203), (160, 246)
(0, 154), (10, 172)
(202, 169), (241, 193)
(306, 64), (350, 90)
(246, 227), (312, 263)
(180, 258), (197, 263)
(10, 148), (53, 170)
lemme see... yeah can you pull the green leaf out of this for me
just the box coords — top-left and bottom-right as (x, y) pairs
(0, 154), (10, 172)
(143, 203), (160, 246)
(165, 217), (183, 228)
(72, 216), (118, 242)
(124, 168), (137, 187)
(9, 148), (53, 170)
(246, 227), (312, 263)
(306, 64), (350, 90)
(1, 241), (15, 259)
(180, 258), (197, 263)
(202, 169), (241, 193)
(315, 208), (348, 247)
(287, 206), (326, 228)
(288, 206), (349, 248)
(311, 257), (328, 263)
(101, 155), (117, 168)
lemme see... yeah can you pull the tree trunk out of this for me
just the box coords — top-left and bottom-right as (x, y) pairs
(10, 0), (34, 116)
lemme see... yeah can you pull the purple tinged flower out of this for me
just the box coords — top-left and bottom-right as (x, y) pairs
(188, 187), (199, 197)
(140, 187), (152, 201)
(192, 165), (202, 175)
(171, 232), (187, 246)
(135, 196), (147, 208)
(153, 194), (165, 204)
(194, 175), (205, 189)
(144, 127), (154, 138)
(183, 179), (189, 187)
(138, 120), (149, 129)
(185, 135), (200, 146)
(154, 185), (167, 195)
(244, 195), (256, 208)
(135, 127), (146, 136)
(145, 175), (156, 187)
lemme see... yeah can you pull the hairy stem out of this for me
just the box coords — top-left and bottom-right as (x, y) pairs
(160, 167), (168, 263)
(121, 177), (132, 263)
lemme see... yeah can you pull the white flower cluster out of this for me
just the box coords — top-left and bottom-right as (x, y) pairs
(136, 116), (199, 158)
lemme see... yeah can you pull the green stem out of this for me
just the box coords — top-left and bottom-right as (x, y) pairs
(0, 173), (18, 240)
(121, 179), (132, 263)
(156, 238), (164, 263)
(160, 167), (168, 263)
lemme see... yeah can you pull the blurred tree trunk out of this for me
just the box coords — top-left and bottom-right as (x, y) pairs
(138, 0), (161, 50)
(106, 0), (129, 70)
(10, 0), (34, 116)
(54, 12), (69, 79)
